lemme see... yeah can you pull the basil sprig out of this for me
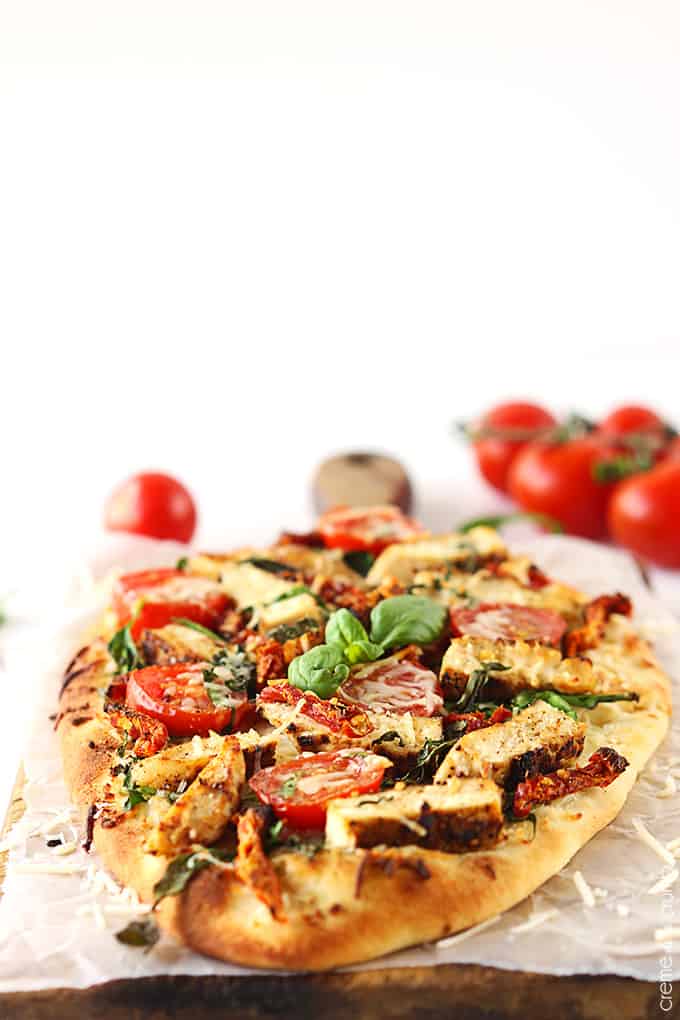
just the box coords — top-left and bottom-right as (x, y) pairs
(152, 847), (234, 904)
(288, 595), (446, 698)
(115, 917), (160, 951)
(288, 643), (350, 699)
(512, 688), (638, 721)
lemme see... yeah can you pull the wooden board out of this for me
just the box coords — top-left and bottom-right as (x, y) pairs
(0, 770), (657, 1020)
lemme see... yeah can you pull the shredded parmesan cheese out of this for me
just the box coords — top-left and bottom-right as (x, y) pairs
(51, 841), (78, 856)
(510, 908), (559, 934)
(435, 914), (500, 949)
(666, 837), (680, 852)
(648, 869), (679, 894)
(656, 775), (677, 799)
(14, 859), (86, 875)
(264, 698), (307, 744)
(573, 870), (595, 907)
(656, 927), (680, 941)
(632, 817), (676, 866)
(616, 903), (630, 918)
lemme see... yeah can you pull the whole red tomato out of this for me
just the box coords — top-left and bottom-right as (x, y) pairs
(471, 402), (556, 494)
(608, 461), (680, 567)
(105, 472), (197, 543)
(599, 404), (666, 438)
(508, 437), (618, 540)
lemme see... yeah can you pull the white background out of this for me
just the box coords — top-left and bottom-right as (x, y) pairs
(1, 3), (680, 815)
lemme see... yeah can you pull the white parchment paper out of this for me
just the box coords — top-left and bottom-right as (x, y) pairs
(0, 534), (679, 991)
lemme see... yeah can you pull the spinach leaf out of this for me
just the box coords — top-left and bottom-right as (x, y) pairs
(269, 618), (320, 644)
(204, 649), (256, 692)
(288, 643), (350, 699)
(512, 688), (637, 720)
(241, 557), (294, 576)
(269, 585), (328, 611)
(108, 623), (143, 675)
(369, 595), (446, 651)
(342, 550), (375, 577)
(153, 847), (233, 904)
(115, 917), (160, 951)
(402, 736), (459, 784)
(122, 766), (156, 811)
(449, 661), (510, 713)
(175, 556), (189, 571)
(171, 617), (227, 643)
(325, 609), (383, 665)
(371, 730), (405, 747)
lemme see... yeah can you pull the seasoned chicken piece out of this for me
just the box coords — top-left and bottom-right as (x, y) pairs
(140, 622), (223, 666)
(439, 636), (629, 701)
(147, 738), (245, 855)
(434, 701), (585, 788)
(257, 592), (325, 634)
(258, 698), (442, 772)
(131, 730), (275, 791)
(366, 527), (506, 585)
(325, 777), (503, 852)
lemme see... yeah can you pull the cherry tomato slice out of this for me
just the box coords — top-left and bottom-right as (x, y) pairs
(125, 662), (249, 737)
(105, 472), (198, 543)
(113, 568), (231, 640)
(450, 603), (567, 646)
(318, 505), (425, 555)
(249, 749), (389, 829)
(337, 656), (443, 716)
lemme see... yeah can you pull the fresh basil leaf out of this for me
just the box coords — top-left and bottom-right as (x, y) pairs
(108, 623), (142, 675)
(369, 595), (446, 651)
(175, 556), (189, 571)
(152, 848), (233, 904)
(342, 550), (375, 577)
(268, 617), (320, 643)
(171, 617), (226, 643)
(288, 643), (350, 699)
(325, 609), (383, 665)
(115, 917), (160, 951)
(449, 661), (510, 713)
(241, 557), (294, 575)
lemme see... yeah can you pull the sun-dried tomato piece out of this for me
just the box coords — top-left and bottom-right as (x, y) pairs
(106, 704), (168, 757)
(234, 809), (284, 919)
(512, 746), (628, 818)
(258, 682), (371, 737)
(564, 593), (633, 657)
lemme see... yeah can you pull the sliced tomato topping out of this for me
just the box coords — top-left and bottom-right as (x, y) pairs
(258, 683), (371, 737)
(337, 656), (443, 716)
(318, 505), (425, 555)
(249, 749), (389, 829)
(125, 662), (250, 737)
(450, 603), (567, 646)
(113, 568), (231, 640)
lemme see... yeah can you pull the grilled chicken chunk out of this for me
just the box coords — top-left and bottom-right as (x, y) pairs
(147, 737), (245, 855)
(434, 701), (585, 788)
(257, 698), (442, 772)
(440, 636), (630, 701)
(366, 528), (506, 585)
(140, 622), (223, 666)
(131, 730), (275, 791)
(325, 777), (503, 852)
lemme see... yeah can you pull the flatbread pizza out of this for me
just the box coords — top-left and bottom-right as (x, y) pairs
(56, 506), (672, 969)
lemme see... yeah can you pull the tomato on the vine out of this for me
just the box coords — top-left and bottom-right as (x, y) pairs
(469, 402), (556, 494)
(608, 461), (680, 568)
(508, 437), (619, 540)
(598, 405), (666, 439)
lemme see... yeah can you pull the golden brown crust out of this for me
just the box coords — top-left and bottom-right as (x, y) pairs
(56, 536), (673, 971)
